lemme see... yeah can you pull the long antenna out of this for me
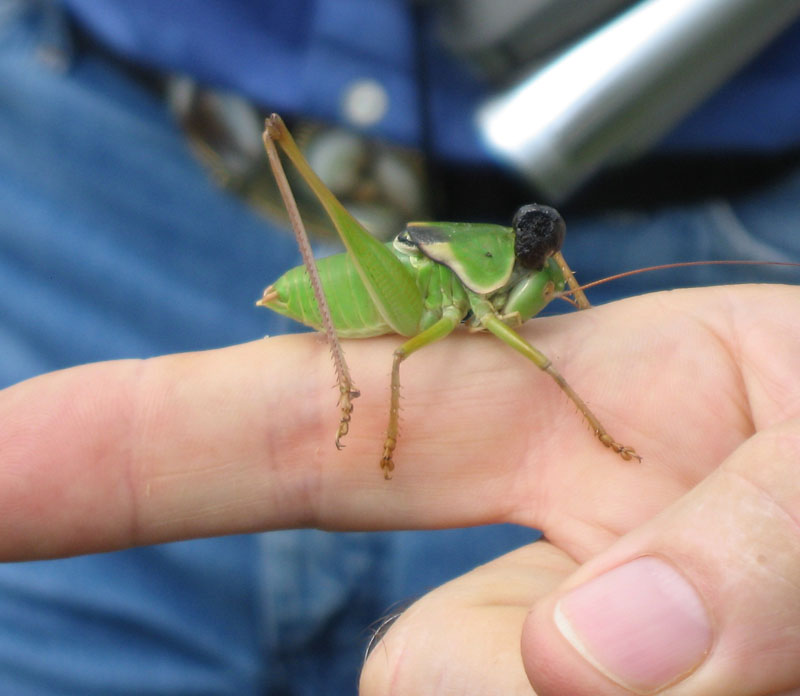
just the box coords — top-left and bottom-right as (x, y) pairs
(558, 260), (800, 300)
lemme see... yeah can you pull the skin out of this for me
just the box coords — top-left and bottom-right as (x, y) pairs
(2, 285), (800, 694)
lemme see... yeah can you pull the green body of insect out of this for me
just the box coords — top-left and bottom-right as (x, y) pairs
(262, 226), (566, 339)
(259, 114), (638, 478)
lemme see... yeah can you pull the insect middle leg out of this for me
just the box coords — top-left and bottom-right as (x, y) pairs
(481, 313), (639, 461)
(381, 309), (462, 479)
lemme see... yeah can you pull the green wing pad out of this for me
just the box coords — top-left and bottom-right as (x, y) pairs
(405, 222), (516, 294)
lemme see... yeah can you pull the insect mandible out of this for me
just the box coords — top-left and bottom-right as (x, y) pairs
(258, 114), (639, 479)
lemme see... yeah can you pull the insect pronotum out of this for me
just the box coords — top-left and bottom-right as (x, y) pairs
(258, 114), (639, 478)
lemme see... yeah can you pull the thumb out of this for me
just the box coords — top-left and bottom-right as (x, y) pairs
(522, 420), (800, 695)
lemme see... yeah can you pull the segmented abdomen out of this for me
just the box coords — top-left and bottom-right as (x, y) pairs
(267, 251), (393, 338)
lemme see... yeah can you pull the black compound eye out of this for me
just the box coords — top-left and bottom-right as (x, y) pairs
(512, 203), (566, 270)
(395, 230), (417, 248)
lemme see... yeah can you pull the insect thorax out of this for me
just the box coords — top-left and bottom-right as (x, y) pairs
(393, 233), (565, 330)
(392, 240), (471, 331)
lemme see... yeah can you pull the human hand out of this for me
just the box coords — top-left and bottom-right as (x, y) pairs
(356, 284), (800, 695)
(2, 285), (799, 695)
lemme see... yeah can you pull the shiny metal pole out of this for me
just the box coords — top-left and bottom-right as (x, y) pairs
(477, 0), (800, 201)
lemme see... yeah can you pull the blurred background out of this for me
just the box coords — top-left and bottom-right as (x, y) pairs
(1, 1), (799, 693)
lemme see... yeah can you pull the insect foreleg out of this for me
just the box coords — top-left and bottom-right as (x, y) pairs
(553, 251), (591, 310)
(479, 312), (639, 461)
(381, 309), (462, 479)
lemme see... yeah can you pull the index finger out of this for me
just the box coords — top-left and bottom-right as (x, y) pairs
(0, 327), (564, 560)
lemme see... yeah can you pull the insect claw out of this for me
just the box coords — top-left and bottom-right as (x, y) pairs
(334, 384), (357, 450)
(599, 433), (641, 461)
(335, 420), (350, 449)
(615, 444), (641, 461)
(381, 438), (396, 479)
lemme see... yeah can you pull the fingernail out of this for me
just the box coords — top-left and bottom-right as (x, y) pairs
(554, 556), (712, 694)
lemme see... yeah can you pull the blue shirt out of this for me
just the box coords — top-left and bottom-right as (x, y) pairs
(61, 0), (800, 161)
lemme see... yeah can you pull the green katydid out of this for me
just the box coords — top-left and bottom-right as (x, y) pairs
(258, 113), (639, 479)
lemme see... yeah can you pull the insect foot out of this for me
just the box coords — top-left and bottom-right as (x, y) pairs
(335, 386), (360, 450)
(381, 437), (397, 480)
(599, 433), (641, 462)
